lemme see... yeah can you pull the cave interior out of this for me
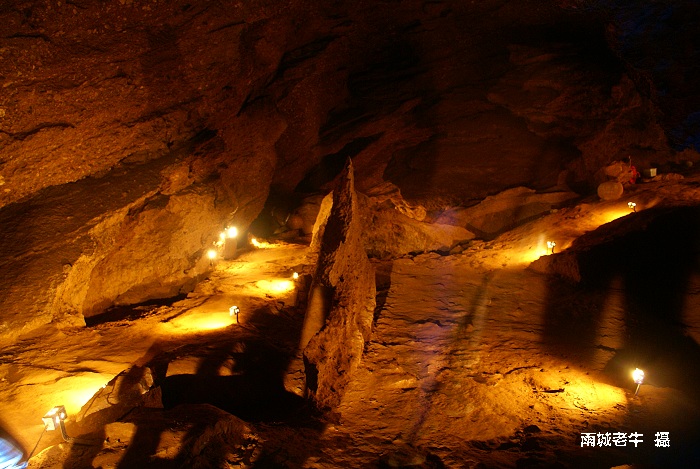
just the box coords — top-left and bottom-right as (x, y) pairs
(1, 1), (700, 468)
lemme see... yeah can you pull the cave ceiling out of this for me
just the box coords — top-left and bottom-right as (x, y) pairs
(1, 0), (697, 207)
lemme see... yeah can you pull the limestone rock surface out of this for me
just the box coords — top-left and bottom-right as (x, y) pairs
(301, 160), (376, 410)
(72, 365), (160, 437)
(435, 187), (578, 238)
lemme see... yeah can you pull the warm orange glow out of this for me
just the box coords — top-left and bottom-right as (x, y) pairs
(166, 312), (235, 333)
(48, 373), (115, 420)
(255, 279), (294, 294)
(207, 249), (217, 260)
(514, 235), (558, 265)
(293, 272), (299, 280)
(518, 246), (550, 264)
(250, 237), (279, 249)
(597, 206), (632, 225)
(219, 231), (226, 241)
(565, 378), (627, 410)
(226, 226), (238, 238)
(532, 363), (627, 413)
(250, 237), (265, 248)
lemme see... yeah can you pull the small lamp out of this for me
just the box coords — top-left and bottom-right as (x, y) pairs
(229, 305), (240, 322)
(38, 405), (97, 447)
(633, 368), (645, 396)
(226, 226), (238, 238)
(292, 272), (299, 280)
(628, 202), (637, 212)
(42, 405), (66, 431)
(207, 249), (217, 266)
(547, 241), (556, 254)
(42, 405), (71, 442)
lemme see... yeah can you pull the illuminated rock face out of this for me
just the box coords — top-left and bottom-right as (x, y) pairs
(73, 365), (160, 437)
(302, 160), (376, 410)
(0, 134), (264, 339)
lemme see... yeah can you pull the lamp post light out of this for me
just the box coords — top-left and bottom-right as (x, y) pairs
(223, 226), (238, 259)
(34, 405), (97, 452)
(628, 202), (637, 212)
(547, 241), (556, 254)
(207, 249), (217, 266)
(633, 368), (645, 396)
(229, 305), (240, 323)
(42, 405), (70, 442)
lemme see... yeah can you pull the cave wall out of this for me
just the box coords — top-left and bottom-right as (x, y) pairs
(559, 0), (700, 152)
(0, 0), (289, 338)
(0, 0), (697, 340)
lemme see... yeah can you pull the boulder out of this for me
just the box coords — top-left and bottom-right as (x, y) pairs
(597, 181), (624, 201)
(435, 187), (578, 238)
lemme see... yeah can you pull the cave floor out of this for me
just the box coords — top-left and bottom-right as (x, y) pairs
(3, 180), (700, 468)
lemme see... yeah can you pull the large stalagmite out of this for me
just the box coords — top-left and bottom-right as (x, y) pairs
(301, 159), (376, 410)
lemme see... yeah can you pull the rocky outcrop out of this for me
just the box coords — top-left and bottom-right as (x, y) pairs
(33, 404), (261, 469)
(306, 182), (474, 259)
(0, 132), (260, 340)
(361, 183), (475, 258)
(435, 187), (578, 239)
(72, 365), (161, 437)
(301, 159), (375, 410)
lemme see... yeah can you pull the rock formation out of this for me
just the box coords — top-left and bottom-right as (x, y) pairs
(72, 365), (160, 437)
(301, 159), (375, 410)
(434, 187), (579, 239)
(306, 182), (475, 259)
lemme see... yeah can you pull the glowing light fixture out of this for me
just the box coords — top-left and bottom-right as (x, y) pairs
(633, 368), (645, 396)
(42, 405), (66, 431)
(293, 272), (299, 280)
(206, 249), (217, 266)
(628, 202), (637, 212)
(547, 241), (556, 254)
(226, 226), (238, 238)
(229, 305), (240, 322)
(41, 405), (72, 442)
(31, 403), (98, 457)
